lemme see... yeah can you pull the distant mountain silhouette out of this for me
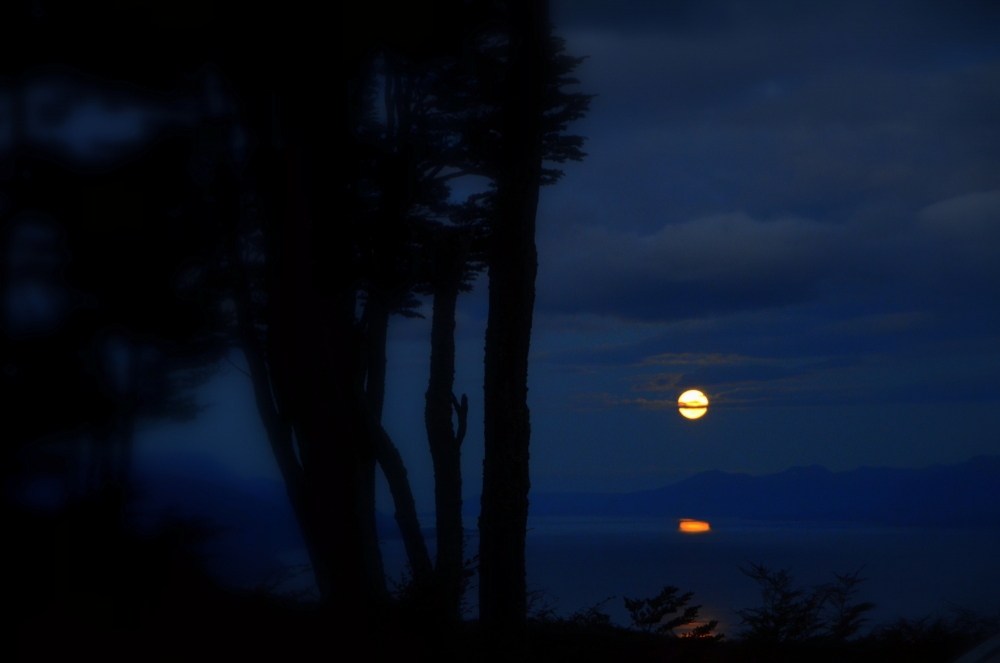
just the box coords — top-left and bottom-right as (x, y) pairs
(524, 456), (1000, 527)
(130, 453), (1000, 581)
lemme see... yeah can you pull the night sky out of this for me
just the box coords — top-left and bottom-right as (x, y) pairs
(8, 4), (1000, 650)
(130, 1), (1000, 512)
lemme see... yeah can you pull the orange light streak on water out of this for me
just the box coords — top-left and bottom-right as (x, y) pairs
(678, 519), (711, 533)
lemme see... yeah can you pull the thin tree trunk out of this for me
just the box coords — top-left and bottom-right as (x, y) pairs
(479, 0), (548, 648)
(364, 298), (434, 584)
(221, 179), (327, 598)
(425, 282), (467, 622)
(221, 163), (336, 604)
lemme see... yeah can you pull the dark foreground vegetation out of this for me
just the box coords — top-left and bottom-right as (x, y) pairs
(14, 490), (998, 662)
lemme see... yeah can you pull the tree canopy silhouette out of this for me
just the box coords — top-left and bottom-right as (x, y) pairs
(3, 0), (592, 648)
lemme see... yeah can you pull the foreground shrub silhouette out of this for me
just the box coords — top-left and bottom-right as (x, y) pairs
(736, 563), (875, 644)
(526, 591), (616, 628)
(859, 607), (1000, 663)
(374, 564), (998, 662)
(388, 546), (480, 624)
(718, 564), (1000, 663)
(624, 586), (721, 639)
(518, 587), (726, 663)
(824, 568), (877, 641)
(736, 564), (827, 643)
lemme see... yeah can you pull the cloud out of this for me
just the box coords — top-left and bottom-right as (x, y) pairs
(569, 392), (627, 411)
(819, 311), (932, 336)
(915, 189), (1000, 265)
(539, 212), (849, 321)
(538, 183), (1000, 328)
(630, 372), (684, 392)
(637, 352), (765, 367)
(541, 5), (1000, 247)
(919, 189), (1000, 228)
(629, 352), (855, 401)
(560, 337), (1000, 413)
(574, 365), (854, 411)
(535, 3), (1000, 330)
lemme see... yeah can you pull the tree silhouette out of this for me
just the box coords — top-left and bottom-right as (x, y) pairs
(4, 1), (591, 645)
(476, 0), (550, 645)
(420, 219), (482, 622)
(361, 33), (493, 624)
(216, 0), (505, 628)
(823, 568), (877, 642)
(736, 563), (876, 644)
(624, 586), (719, 638)
(1, 0), (396, 635)
(334, 1), (591, 627)
(351, 45), (476, 594)
(737, 564), (829, 644)
(476, 0), (593, 647)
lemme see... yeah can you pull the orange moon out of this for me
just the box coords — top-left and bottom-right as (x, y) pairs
(678, 389), (708, 419)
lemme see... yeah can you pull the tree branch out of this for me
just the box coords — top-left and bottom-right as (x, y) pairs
(361, 394), (434, 584)
(224, 354), (252, 379)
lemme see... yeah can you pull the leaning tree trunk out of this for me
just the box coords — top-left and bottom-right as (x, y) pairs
(225, 141), (391, 627)
(364, 297), (434, 585)
(425, 280), (468, 623)
(478, 0), (549, 649)
(266, 143), (389, 622)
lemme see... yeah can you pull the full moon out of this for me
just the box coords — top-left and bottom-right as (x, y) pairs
(678, 389), (708, 420)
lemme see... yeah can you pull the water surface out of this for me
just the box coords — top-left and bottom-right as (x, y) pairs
(380, 516), (1000, 634)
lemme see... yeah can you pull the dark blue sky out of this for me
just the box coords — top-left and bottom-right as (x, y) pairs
(363, 0), (1000, 506)
(7, 2), (997, 515)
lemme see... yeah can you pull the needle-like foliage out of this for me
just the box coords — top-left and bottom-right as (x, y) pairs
(624, 585), (720, 638)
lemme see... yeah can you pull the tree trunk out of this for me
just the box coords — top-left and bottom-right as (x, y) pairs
(425, 282), (467, 622)
(365, 300), (391, 421)
(479, 0), (549, 649)
(265, 145), (388, 624)
(364, 298), (434, 584)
